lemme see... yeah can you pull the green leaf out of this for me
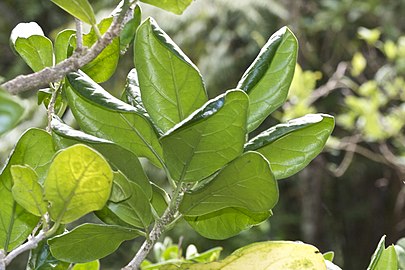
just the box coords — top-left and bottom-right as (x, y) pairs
(123, 69), (155, 126)
(0, 128), (55, 251)
(323, 251), (335, 262)
(54, 29), (75, 64)
(51, 117), (152, 198)
(27, 240), (70, 270)
(160, 241), (326, 269)
(44, 144), (113, 224)
(72, 260), (100, 270)
(94, 206), (134, 228)
(368, 236), (398, 270)
(15, 35), (53, 72)
(237, 27), (298, 132)
(80, 17), (120, 82)
(51, 0), (96, 25)
(110, 171), (133, 203)
(140, 0), (193, 15)
(184, 208), (271, 240)
(65, 71), (163, 167)
(48, 223), (142, 263)
(180, 151), (278, 216)
(245, 114), (334, 179)
(150, 183), (169, 217)
(11, 165), (47, 217)
(10, 22), (53, 72)
(161, 90), (248, 182)
(106, 182), (153, 229)
(120, 5), (141, 53)
(0, 90), (24, 135)
(135, 17), (207, 133)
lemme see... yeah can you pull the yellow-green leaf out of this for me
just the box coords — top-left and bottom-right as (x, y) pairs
(44, 144), (113, 224)
(11, 165), (47, 217)
(161, 241), (326, 270)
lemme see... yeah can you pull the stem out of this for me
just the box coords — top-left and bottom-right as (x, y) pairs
(122, 183), (187, 270)
(75, 19), (83, 52)
(46, 86), (59, 132)
(1, 3), (133, 95)
(3, 230), (46, 266)
(0, 250), (5, 270)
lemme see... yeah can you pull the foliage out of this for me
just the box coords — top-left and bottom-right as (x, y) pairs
(0, 0), (403, 270)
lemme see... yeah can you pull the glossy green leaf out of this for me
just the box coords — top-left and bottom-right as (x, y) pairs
(66, 71), (163, 167)
(161, 241), (326, 270)
(10, 22), (44, 45)
(51, 0), (96, 25)
(123, 69), (155, 125)
(0, 128), (55, 251)
(180, 152), (278, 216)
(0, 90), (24, 135)
(237, 27), (298, 132)
(51, 117), (152, 198)
(120, 5), (141, 53)
(94, 206), (134, 228)
(72, 260), (100, 270)
(44, 144), (113, 224)
(368, 236), (398, 270)
(110, 171), (133, 203)
(185, 208), (271, 240)
(150, 183), (169, 217)
(161, 90), (248, 182)
(135, 18), (207, 133)
(245, 114), (334, 179)
(80, 17), (119, 82)
(27, 240), (70, 270)
(140, 0), (193, 15)
(54, 29), (75, 64)
(15, 35), (53, 72)
(11, 165), (47, 217)
(106, 181), (153, 229)
(48, 223), (142, 263)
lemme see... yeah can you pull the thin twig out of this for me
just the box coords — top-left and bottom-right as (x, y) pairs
(307, 62), (348, 105)
(1, 3), (132, 95)
(122, 184), (187, 270)
(75, 19), (83, 52)
(46, 87), (59, 132)
(3, 230), (46, 266)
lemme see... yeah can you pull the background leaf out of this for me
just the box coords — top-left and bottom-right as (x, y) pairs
(161, 90), (248, 182)
(180, 151), (278, 216)
(0, 128), (55, 251)
(184, 208), (271, 240)
(48, 223), (142, 263)
(140, 0), (193, 15)
(237, 27), (298, 132)
(51, 117), (152, 199)
(51, 0), (96, 25)
(65, 71), (163, 167)
(135, 17), (207, 133)
(11, 165), (47, 217)
(0, 90), (24, 135)
(245, 114), (334, 179)
(44, 144), (113, 224)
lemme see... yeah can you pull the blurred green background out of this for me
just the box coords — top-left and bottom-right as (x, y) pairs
(1, 0), (404, 269)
